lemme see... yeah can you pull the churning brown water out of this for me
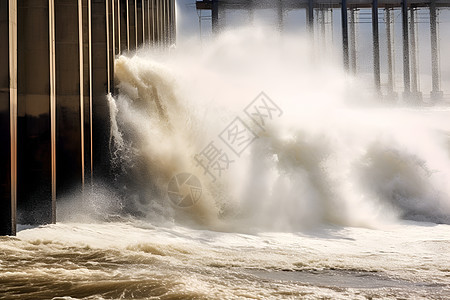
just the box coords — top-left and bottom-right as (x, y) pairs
(1, 222), (450, 299)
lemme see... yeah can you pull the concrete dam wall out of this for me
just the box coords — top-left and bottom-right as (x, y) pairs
(0, 0), (176, 235)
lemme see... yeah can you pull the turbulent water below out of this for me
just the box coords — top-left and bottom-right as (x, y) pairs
(1, 221), (449, 299)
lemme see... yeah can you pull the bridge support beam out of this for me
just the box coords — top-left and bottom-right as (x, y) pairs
(409, 7), (422, 102)
(307, 0), (314, 35)
(53, 0), (87, 200)
(155, 0), (161, 45)
(137, 0), (143, 46)
(143, 0), (148, 44)
(402, 0), (411, 99)
(16, 0), (55, 226)
(277, 0), (283, 32)
(91, 0), (114, 181)
(306, 0), (314, 58)
(140, 0), (149, 45)
(212, 0), (219, 35)
(430, 0), (443, 101)
(349, 8), (357, 74)
(169, 0), (175, 44)
(248, 1), (254, 24)
(341, 0), (349, 71)
(128, 0), (136, 50)
(150, 0), (155, 45)
(118, 0), (126, 52)
(372, 0), (381, 95)
(318, 9), (324, 48)
(163, 0), (169, 43)
(0, 0), (17, 236)
(385, 7), (395, 98)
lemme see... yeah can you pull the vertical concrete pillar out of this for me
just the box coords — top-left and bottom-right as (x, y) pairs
(141, 0), (145, 44)
(157, 0), (161, 45)
(430, 0), (443, 100)
(10, 1), (18, 232)
(147, 0), (151, 43)
(248, 1), (254, 24)
(120, 0), (127, 52)
(163, 0), (168, 44)
(17, 0), (54, 225)
(136, 0), (142, 46)
(319, 10), (325, 48)
(402, 0), (411, 98)
(115, 0), (120, 54)
(86, 0), (93, 185)
(341, 0), (349, 70)
(112, 0), (118, 56)
(318, 9), (328, 50)
(79, 0), (86, 189)
(0, 0), (10, 234)
(143, 0), (147, 43)
(0, 0), (17, 235)
(81, 0), (91, 186)
(277, 0), (283, 33)
(54, 0), (83, 198)
(128, 0), (135, 50)
(212, 0), (219, 35)
(372, 0), (381, 95)
(162, 0), (167, 45)
(152, 0), (157, 45)
(409, 7), (422, 101)
(155, 0), (162, 47)
(329, 9), (334, 45)
(307, 0), (314, 35)
(349, 8), (357, 74)
(170, 0), (175, 44)
(151, 0), (155, 44)
(134, 0), (138, 48)
(150, 0), (154, 44)
(385, 7), (395, 97)
(165, 0), (169, 44)
(108, 0), (114, 92)
(49, 0), (56, 222)
(92, 0), (112, 179)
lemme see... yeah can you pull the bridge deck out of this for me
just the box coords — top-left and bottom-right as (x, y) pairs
(196, 0), (450, 9)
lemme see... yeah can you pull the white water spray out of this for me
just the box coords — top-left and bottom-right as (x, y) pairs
(110, 27), (450, 232)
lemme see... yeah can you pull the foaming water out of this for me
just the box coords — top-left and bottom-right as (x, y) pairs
(110, 26), (450, 231)
(1, 222), (449, 299)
